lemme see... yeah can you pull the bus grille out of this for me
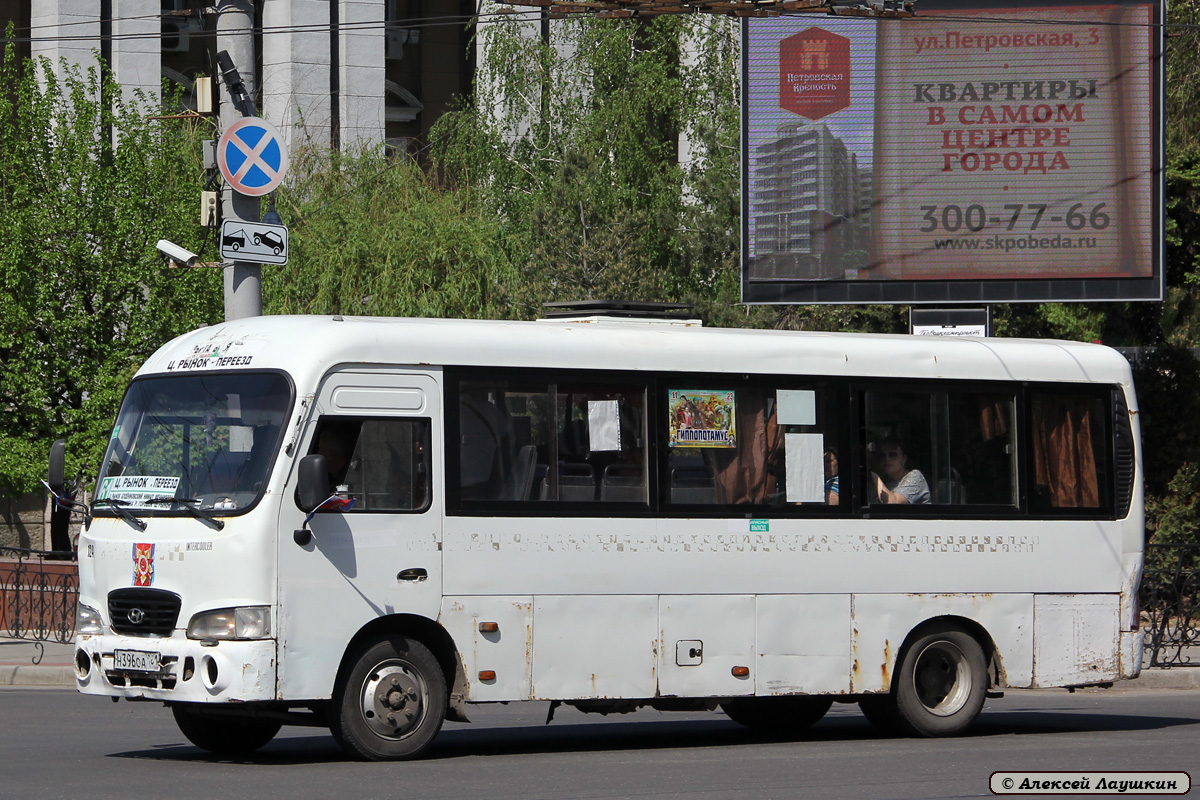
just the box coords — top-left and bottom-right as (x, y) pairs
(1115, 445), (1135, 518)
(1113, 391), (1136, 519)
(108, 588), (181, 636)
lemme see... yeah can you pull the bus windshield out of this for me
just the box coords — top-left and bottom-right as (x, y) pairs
(96, 372), (292, 515)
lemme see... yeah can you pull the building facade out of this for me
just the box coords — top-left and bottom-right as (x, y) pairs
(0, 0), (475, 156)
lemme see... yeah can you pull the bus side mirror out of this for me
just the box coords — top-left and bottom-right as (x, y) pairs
(297, 454), (331, 512)
(48, 438), (67, 495)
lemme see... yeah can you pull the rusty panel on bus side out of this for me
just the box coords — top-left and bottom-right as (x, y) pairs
(657, 595), (755, 698)
(850, 593), (1034, 693)
(440, 596), (533, 702)
(1032, 594), (1120, 687)
(756, 594), (851, 695)
(531, 595), (658, 700)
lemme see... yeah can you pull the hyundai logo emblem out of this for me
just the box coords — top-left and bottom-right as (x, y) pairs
(127, 608), (146, 625)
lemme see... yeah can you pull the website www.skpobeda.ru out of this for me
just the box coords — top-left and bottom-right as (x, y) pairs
(933, 233), (1098, 253)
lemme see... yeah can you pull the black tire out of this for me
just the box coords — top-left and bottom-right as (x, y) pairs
(230, 242), (240, 252)
(330, 635), (447, 761)
(171, 705), (281, 755)
(252, 234), (262, 246)
(893, 624), (987, 737)
(720, 695), (833, 734)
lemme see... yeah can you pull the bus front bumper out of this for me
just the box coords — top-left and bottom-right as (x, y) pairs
(74, 634), (276, 702)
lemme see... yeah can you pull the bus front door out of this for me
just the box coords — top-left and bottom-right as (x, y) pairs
(276, 370), (443, 701)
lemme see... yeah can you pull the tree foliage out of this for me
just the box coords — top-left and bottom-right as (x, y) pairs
(265, 146), (519, 319)
(0, 47), (220, 494)
(434, 14), (747, 321)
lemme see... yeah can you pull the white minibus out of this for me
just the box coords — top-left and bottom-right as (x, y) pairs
(59, 313), (1143, 759)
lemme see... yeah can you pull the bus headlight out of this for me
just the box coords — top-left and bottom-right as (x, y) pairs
(186, 606), (272, 640)
(75, 603), (104, 635)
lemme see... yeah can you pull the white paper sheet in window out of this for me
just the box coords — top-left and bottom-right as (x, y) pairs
(588, 400), (621, 452)
(229, 425), (254, 453)
(777, 389), (817, 426)
(785, 433), (825, 503)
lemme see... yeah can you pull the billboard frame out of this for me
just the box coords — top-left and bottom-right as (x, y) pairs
(740, 0), (1165, 306)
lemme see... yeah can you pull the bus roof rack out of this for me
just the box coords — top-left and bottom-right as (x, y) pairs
(539, 300), (701, 326)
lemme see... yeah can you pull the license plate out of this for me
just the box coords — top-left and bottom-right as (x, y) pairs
(113, 649), (159, 672)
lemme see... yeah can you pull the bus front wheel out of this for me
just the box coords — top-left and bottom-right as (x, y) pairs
(721, 695), (833, 734)
(171, 705), (281, 754)
(330, 635), (447, 761)
(893, 625), (987, 737)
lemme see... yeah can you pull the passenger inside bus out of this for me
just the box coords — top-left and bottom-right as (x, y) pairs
(824, 448), (839, 505)
(868, 437), (931, 505)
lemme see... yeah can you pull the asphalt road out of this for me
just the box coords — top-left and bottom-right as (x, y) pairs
(2, 687), (1197, 800)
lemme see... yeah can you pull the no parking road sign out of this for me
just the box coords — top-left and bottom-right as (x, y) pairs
(217, 117), (289, 197)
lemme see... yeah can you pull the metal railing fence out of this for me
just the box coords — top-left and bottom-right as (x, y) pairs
(1140, 543), (1200, 668)
(1, 547), (78, 664)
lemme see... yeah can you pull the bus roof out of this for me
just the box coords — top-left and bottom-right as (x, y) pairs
(139, 315), (1134, 390)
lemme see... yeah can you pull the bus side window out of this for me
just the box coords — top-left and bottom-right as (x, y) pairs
(775, 386), (843, 506)
(862, 388), (1017, 508)
(451, 378), (649, 505)
(547, 386), (647, 503)
(459, 389), (515, 501)
(666, 384), (843, 508)
(308, 417), (431, 512)
(948, 393), (1016, 507)
(1030, 391), (1107, 510)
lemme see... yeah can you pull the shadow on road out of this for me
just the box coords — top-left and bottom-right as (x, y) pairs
(106, 703), (1200, 766)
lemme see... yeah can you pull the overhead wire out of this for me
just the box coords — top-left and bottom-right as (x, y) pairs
(0, 5), (1194, 46)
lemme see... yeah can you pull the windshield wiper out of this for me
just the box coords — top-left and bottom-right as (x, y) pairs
(144, 497), (226, 531)
(92, 498), (147, 532)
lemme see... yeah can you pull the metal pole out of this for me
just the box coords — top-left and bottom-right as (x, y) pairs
(216, 0), (261, 320)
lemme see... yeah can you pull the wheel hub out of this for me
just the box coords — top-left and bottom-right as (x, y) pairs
(912, 640), (971, 717)
(361, 663), (426, 739)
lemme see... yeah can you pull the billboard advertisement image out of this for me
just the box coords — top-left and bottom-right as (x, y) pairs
(742, 0), (1164, 304)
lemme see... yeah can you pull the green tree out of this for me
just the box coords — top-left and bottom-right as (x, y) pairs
(0, 48), (220, 494)
(435, 15), (729, 319)
(265, 145), (519, 319)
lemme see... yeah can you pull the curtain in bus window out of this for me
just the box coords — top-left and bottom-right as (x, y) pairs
(978, 395), (1009, 442)
(711, 393), (783, 504)
(1032, 395), (1100, 508)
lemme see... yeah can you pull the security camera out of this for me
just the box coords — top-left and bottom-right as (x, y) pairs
(157, 239), (199, 268)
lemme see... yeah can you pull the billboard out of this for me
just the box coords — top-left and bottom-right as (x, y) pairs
(742, 0), (1164, 305)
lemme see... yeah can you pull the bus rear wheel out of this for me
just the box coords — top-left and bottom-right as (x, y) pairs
(721, 695), (833, 734)
(893, 624), (987, 737)
(171, 705), (281, 755)
(330, 635), (447, 761)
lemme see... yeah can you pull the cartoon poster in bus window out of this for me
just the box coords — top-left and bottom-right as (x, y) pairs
(668, 390), (737, 448)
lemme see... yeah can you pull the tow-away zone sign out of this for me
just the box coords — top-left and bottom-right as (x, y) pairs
(220, 220), (289, 265)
